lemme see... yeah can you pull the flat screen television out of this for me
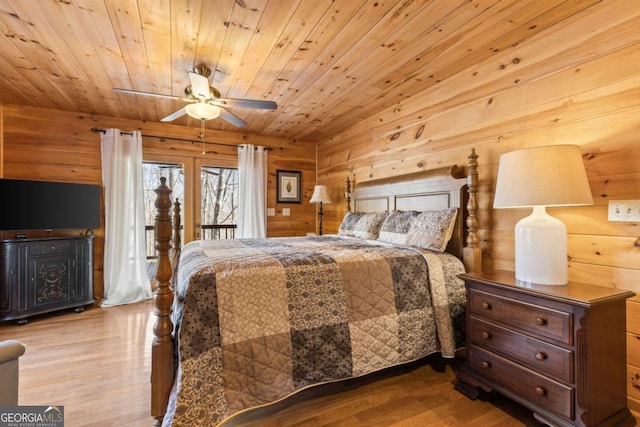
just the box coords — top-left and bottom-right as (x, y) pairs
(0, 178), (101, 232)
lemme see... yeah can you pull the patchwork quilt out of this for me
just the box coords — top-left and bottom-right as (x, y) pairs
(164, 235), (466, 426)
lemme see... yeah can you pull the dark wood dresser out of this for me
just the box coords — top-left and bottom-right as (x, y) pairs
(0, 236), (95, 323)
(455, 270), (636, 427)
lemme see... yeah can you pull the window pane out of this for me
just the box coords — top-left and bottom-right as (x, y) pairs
(200, 166), (238, 240)
(143, 162), (184, 259)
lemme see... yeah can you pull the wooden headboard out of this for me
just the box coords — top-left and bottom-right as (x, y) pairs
(350, 165), (468, 259)
(346, 149), (481, 272)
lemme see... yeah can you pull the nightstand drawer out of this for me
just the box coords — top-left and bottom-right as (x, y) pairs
(468, 345), (574, 420)
(469, 289), (572, 345)
(469, 316), (574, 383)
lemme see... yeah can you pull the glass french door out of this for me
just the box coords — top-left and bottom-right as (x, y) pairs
(142, 155), (238, 247)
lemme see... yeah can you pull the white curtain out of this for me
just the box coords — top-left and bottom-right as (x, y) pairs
(100, 129), (152, 307)
(237, 144), (268, 238)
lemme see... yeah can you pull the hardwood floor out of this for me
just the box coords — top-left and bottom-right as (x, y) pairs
(0, 301), (636, 426)
(0, 302), (154, 426)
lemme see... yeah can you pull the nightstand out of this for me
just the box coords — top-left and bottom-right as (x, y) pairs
(455, 271), (636, 427)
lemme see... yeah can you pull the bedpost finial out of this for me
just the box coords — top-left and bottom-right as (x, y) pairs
(468, 148), (478, 165)
(344, 175), (351, 212)
(464, 148), (481, 272)
(466, 148), (479, 244)
(345, 176), (352, 212)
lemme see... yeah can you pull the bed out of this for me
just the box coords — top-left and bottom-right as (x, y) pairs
(150, 149), (482, 426)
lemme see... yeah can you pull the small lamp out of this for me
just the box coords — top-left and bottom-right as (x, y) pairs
(493, 145), (593, 285)
(310, 185), (332, 236)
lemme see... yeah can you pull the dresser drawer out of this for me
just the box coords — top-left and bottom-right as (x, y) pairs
(469, 316), (574, 383)
(469, 289), (573, 345)
(27, 240), (76, 256)
(468, 345), (574, 420)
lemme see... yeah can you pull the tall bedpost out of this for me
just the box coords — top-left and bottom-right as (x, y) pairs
(345, 177), (352, 212)
(169, 198), (181, 274)
(151, 177), (174, 426)
(172, 198), (181, 250)
(463, 148), (482, 273)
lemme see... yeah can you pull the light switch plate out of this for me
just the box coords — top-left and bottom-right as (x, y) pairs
(267, 208), (275, 216)
(283, 208), (290, 216)
(608, 200), (640, 222)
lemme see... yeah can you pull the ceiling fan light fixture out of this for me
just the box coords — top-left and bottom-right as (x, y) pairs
(114, 63), (275, 127)
(185, 102), (221, 121)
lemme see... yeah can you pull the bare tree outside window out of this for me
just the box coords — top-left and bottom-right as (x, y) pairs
(142, 162), (184, 260)
(201, 166), (238, 240)
(141, 163), (238, 258)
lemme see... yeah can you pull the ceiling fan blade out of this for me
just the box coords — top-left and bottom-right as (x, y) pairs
(113, 88), (184, 101)
(188, 72), (211, 99)
(161, 107), (187, 122)
(217, 98), (277, 110)
(219, 108), (247, 128)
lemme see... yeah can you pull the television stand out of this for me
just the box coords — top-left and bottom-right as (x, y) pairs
(0, 235), (95, 323)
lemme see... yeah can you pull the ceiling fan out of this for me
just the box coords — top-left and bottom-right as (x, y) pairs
(113, 64), (277, 127)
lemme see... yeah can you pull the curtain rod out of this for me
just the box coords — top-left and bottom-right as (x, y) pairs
(90, 127), (271, 150)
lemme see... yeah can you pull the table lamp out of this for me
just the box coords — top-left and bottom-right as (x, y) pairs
(493, 145), (593, 285)
(310, 185), (332, 235)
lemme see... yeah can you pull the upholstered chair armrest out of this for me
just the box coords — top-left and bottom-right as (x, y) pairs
(0, 340), (26, 364)
(0, 340), (26, 406)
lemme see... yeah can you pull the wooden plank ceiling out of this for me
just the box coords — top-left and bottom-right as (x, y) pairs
(0, 0), (601, 142)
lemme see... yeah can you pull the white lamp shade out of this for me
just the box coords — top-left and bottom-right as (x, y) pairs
(185, 103), (221, 121)
(310, 185), (332, 204)
(494, 145), (593, 208)
(493, 145), (593, 285)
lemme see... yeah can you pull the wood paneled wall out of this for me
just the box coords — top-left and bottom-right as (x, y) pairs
(0, 105), (317, 301)
(316, 2), (640, 410)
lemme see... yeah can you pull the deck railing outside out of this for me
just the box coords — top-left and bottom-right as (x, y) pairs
(145, 224), (237, 259)
(201, 224), (236, 240)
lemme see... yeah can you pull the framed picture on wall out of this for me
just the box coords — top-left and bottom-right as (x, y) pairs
(276, 170), (302, 203)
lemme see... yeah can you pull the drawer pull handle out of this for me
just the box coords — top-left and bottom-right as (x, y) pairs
(535, 352), (547, 361)
(481, 302), (492, 310)
(481, 331), (491, 340)
(535, 317), (547, 326)
(481, 361), (491, 369)
(535, 386), (547, 396)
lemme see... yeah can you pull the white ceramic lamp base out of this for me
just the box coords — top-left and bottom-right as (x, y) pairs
(514, 206), (568, 285)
